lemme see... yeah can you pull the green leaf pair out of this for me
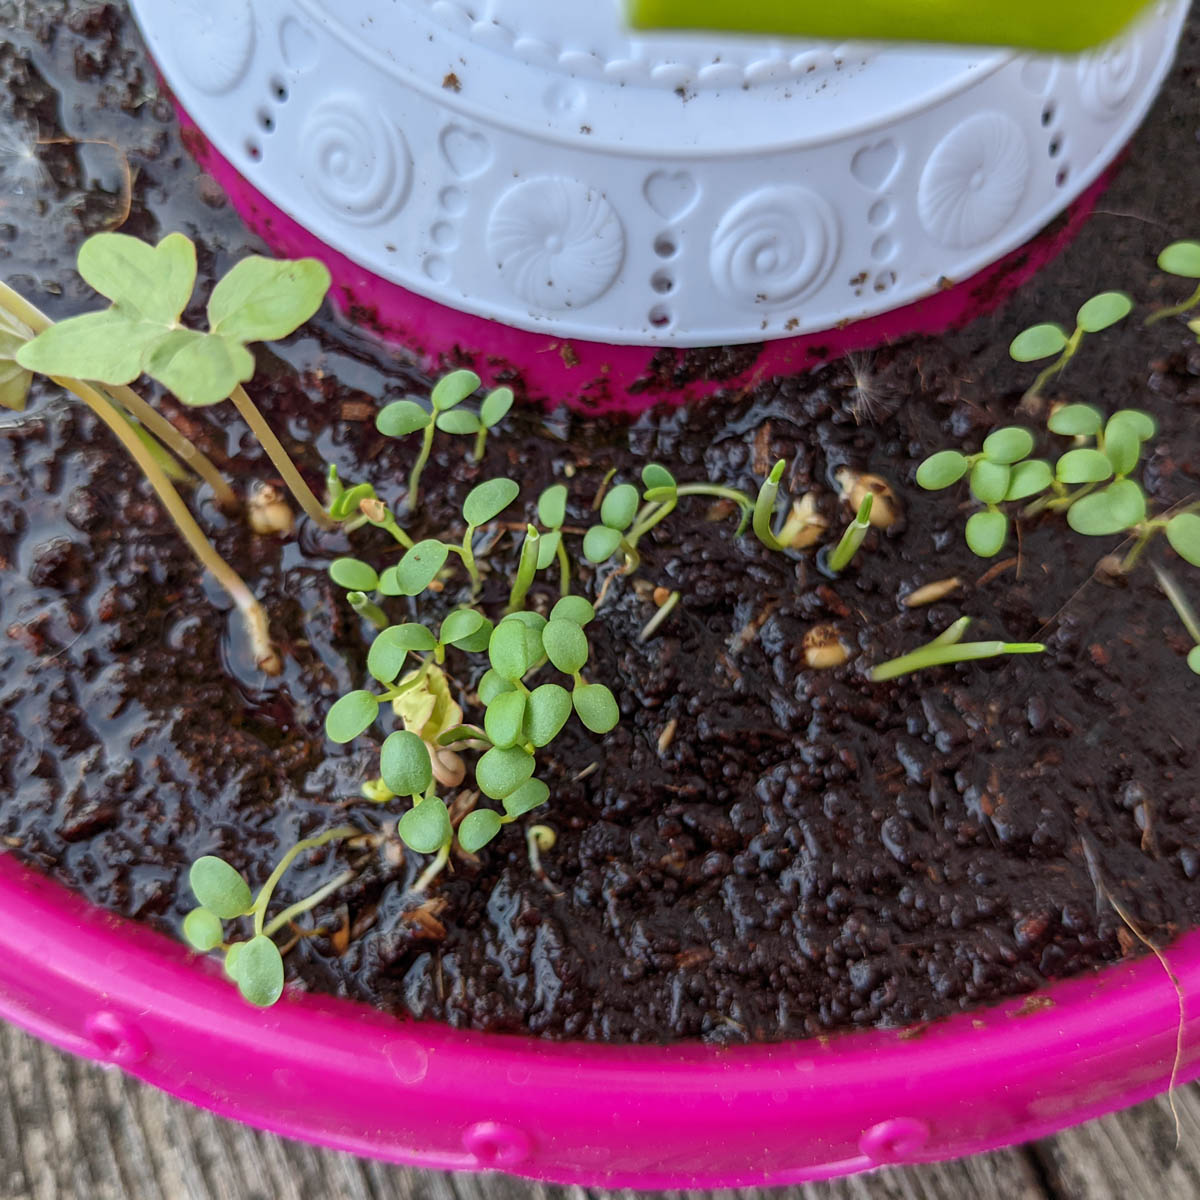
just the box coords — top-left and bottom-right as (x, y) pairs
(1009, 291), (1132, 363)
(584, 480), (640, 564)
(184, 856), (283, 1006)
(17, 233), (330, 406)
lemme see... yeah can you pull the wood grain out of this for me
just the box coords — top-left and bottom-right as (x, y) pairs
(0, 1019), (1059, 1200)
(11, 1017), (1200, 1197)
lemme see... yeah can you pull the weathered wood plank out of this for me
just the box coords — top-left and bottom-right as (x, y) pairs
(1032, 1082), (1200, 1200)
(2, 1021), (1054, 1200)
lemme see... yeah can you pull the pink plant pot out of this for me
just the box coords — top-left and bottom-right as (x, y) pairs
(0, 849), (1195, 1187)
(2, 33), (1191, 1192)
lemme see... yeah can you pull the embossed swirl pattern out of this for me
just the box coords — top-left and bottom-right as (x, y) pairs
(299, 95), (412, 224)
(709, 186), (840, 307)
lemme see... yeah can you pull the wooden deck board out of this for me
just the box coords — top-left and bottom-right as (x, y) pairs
(9, 1017), (1172, 1200)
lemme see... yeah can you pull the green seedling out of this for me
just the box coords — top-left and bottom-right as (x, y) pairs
(826, 493), (873, 573)
(536, 483), (572, 596)
(183, 826), (358, 1006)
(870, 616), (1044, 682)
(323, 475), (619, 889)
(1146, 241), (1200, 326)
(915, 406), (1193, 570)
(583, 480), (641, 569)
(0, 265), (284, 673)
(15, 231), (335, 531)
(375, 370), (514, 510)
(1009, 290), (1132, 401)
(378, 477), (519, 597)
(628, 462), (754, 546)
(1153, 564), (1200, 674)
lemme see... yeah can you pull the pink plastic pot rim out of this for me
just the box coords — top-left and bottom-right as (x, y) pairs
(0, 850), (1197, 1189)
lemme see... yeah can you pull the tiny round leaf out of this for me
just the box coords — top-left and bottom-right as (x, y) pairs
(395, 540), (450, 595)
(1102, 418), (1141, 477)
(915, 450), (968, 490)
(325, 690), (380, 743)
(1010, 323), (1068, 362)
(463, 478), (519, 527)
(458, 809), (503, 854)
(1189, 646), (1200, 675)
(525, 683), (572, 747)
(1158, 241), (1200, 279)
(982, 426), (1035, 465)
(430, 369), (480, 411)
(398, 797), (452, 854)
(538, 484), (568, 529)
(964, 509), (1008, 558)
(440, 608), (485, 647)
(1066, 481), (1146, 535)
(380, 729), (434, 797)
(1110, 409), (1156, 442)
(642, 463), (676, 492)
(550, 595), (595, 627)
(1167, 512), (1200, 567)
(476, 745), (536, 799)
(1056, 448), (1114, 484)
(573, 682), (619, 733)
(478, 669), (515, 705)
(435, 409), (481, 435)
(601, 483), (639, 531)
(375, 399), (430, 438)
(235, 935), (285, 1007)
(183, 907), (224, 952)
(1005, 459), (1054, 501)
(969, 460), (1011, 505)
(328, 557), (379, 592)
(502, 778), (550, 819)
(1047, 403), (1103, 437)
(189, 857), (252, 920)
(583, 524), (622, 564)
(484, 688), (527, 749)
(480, 386), (514, 428)
(542, 618), (588, 674)
(1076, 291), (1132, 333)
(489, 620), (533, 681)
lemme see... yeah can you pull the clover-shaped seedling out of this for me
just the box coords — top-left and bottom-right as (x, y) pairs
(17, 232), (330, 407)
(1146, 241), (1200, 326)
(182, 829), (357, 1006)
(1009, 290), (1132, 401)
(12, 231), (337, 529)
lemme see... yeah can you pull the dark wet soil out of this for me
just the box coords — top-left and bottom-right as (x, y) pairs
(3, 4), (1200, 1044)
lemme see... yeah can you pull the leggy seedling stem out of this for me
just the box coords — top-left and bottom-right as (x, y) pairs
(262, 867), (357, 938)
(1145, 283), (1200, 326)
(0, 280), (237, 509)
(228, 384), (335, 530)
(53, 372), (281, 673)
(251, 825), (358, 937)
